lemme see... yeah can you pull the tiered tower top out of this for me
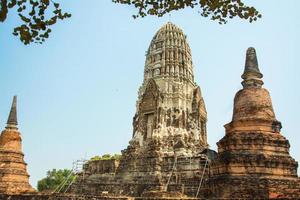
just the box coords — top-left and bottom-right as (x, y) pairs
(144, 22), (194, 83)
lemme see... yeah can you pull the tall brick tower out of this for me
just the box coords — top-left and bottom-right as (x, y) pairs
(0, 96), (35, 194)
(210, 47), (300, 198)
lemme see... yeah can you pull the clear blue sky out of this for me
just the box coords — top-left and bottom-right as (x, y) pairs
(0, 1), (299, 187)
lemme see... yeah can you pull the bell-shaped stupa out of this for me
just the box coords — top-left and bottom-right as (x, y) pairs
(211, 48), (300, 199)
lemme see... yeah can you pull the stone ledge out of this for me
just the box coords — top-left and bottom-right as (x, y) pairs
(0, 193), (297, 200)
(0, 194), (204, 200)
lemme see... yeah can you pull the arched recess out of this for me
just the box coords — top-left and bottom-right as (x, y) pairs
(139, 79), (160, 139)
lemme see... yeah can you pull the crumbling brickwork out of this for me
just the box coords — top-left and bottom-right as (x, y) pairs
(210, 47), (300, 199)
(0, 96), (35, 194)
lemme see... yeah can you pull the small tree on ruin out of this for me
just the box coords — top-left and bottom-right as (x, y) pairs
(37, 168), (75, 193)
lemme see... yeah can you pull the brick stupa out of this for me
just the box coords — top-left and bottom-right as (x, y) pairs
(210, 47), (300, 198)
(0, 96), (35, 194)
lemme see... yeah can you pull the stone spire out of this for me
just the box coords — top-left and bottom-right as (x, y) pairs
(6, 96), (18, 130)
(0, 96), (35, 194)
(241, 47), (264, 88)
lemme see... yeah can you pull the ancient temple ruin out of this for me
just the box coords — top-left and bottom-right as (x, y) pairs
(0, 23), (299, 200)
(72, 32), (300, 199)
(69, 23), (300, 199)
(0, 96), (35, 194)
(71, 22), (215, 198)
(210, 47), (300, 198)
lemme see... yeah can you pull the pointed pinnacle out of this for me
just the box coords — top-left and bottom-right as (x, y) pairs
(241, 47), (264, 88)
(6, 96), (18, 130)
(242, 47), (263, 79)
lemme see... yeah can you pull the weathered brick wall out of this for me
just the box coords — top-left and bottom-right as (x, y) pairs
(0, 194), (130, 200)
(83, 159), (120, 175)
(0, 129), (35, 194)
(71, 156), (210, 198)
(0, 193), (297, 200)
(209, 175), (300, 199)
(0, 194), (202, 200)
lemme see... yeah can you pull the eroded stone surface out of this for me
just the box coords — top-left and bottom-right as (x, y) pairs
(71, 23), (213, 198)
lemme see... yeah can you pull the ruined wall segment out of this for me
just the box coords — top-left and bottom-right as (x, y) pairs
(210, 47), (300, 199)
(0, 96), (35, 194)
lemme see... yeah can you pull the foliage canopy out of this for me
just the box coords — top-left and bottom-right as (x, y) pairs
(37, 168), (75, 192)
(1, 0), (261, 45)
(0, 0), (71, 44)
(112, 0), (261, 24)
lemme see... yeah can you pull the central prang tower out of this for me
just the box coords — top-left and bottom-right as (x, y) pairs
(71, 23), (212, 198)
(132, 22), (208, 154)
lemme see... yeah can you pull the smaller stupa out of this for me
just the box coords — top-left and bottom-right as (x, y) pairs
(210, 47), (300, 199)
(0, 96), (35, 194)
